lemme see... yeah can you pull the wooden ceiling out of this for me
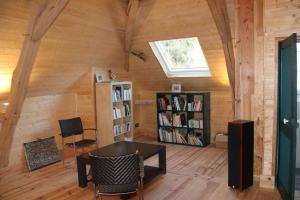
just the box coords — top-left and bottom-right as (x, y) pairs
(0, 0), (234, 100)
(129, 0), (233, 91)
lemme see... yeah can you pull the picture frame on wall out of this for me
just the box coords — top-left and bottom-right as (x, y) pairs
(95, 73), (104, 83)
(172, 84), (181, 93)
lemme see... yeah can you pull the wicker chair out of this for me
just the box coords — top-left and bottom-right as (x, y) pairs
(89, 152), (144, 200)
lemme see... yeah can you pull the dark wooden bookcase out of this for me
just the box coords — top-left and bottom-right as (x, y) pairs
(156, 92), (210, 147)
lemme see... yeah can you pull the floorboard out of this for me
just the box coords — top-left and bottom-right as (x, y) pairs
(0, 137), (281, 200)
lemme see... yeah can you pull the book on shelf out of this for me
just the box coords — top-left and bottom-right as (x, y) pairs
(123, 103), (131, 116)
(173, 96), (186, 111)
(174, 129), (187, 144)
(113, 107), (122, 119)
(123, 89), (131, 100)
(159, 128), (175, 143)
(122, 122), (131, 133)
(173, 113), (187, 127)
(113, 125), (122, 136)
(113, 104), (131, 119)
(113, 123), (132, 137)
(187, 100), (203, 111)
(158, 97), (171, 110)
(188, 134), (203, 146)
(112, 86), (122, 102)
(158, 113), (172, 126)
(188, 119), (203, 129)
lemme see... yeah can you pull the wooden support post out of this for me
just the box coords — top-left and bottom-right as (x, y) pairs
(235, 0), (254, 120)
(0, 0), (70, 168)
(206, 0), (236, 114)
(124, 0), (140, 72)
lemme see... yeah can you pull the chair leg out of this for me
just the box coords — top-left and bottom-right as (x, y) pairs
(72, 135), (77, 161)
(138, 187), (141, 200)
(94, 185), (97, 200)
(140, 179), (144, 200)
(61, 138), (65, 165)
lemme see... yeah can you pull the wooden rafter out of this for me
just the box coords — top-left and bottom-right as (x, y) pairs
(124, 0), (140, 71)
(32, 0), (70, 41)
(0, 0), (70, 168)
(206, 0), (235, 98)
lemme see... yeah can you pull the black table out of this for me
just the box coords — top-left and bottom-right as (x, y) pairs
(76, 141), (166, 188)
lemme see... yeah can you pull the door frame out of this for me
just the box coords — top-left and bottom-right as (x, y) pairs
(275, 35), (299, 200)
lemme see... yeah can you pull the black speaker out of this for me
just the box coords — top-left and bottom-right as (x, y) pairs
(228, 120), (254, 191)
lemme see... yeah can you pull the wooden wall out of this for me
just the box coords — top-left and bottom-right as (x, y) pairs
(259, 0), (300, 187)
(232, 0), (300, 188)
(0, 0), (129, 100)
(0, 94), (76, 167)
(129, 0), (231, 91)
(0, 0), (234, 168)
(128, 0), (234, 144)
(0, 0), (130, 167)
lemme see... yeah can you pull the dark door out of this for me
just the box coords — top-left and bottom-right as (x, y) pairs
(277, 33), (298, 200)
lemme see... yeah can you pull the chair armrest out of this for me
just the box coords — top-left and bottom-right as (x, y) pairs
(83, 128), (97, 131)
(83, 128), (98, 141)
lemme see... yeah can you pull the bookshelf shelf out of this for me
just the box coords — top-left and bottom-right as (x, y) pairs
(157, 92), (210, 147)
(96, 81), (133, 147)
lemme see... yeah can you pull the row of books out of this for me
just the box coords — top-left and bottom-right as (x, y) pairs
(113, 122), (132, 136)
(158, 129), (187, 144)
(173, 96), (186, 111)
(157, 97), (171, 111)
(112, 87), (132, 102)
(112, 87), (122, 102)
(112, 103), (131, 119)
(188, 134), (203, 146)
(188, 119), (203, 129)
(173, 113), (187, 127)
(123, 89), (131, 100)
(187, 101), (203, 111)
(158, 113), (172, 126)
(159, 128), (204, 146)
(158, 128), (174, 143)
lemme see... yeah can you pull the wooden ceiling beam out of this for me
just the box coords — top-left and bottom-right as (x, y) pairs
(32, 0), (70, 41)
(0, 0), (69, 168)
(206, 0), (235, 99)
(124, 0), (140, 71)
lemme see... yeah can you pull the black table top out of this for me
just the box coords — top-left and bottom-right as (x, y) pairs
(78, 141), (165, 160)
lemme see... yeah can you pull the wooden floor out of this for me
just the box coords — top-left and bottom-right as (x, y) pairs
(0, 137), (281, 200)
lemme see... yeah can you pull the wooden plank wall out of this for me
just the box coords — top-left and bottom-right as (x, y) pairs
(128, 0), (235, 148)
(259, 0), (300, 188)
(0, 0), (130, 167)
(0, 0), (234, 169)
(0, 0), (130, 100)
(0, 94), (77, 167)
(128, 0), (231, 91)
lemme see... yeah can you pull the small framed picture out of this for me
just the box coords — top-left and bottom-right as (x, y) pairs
(172, 84), (181, 93)
(95, 73), (104, 83)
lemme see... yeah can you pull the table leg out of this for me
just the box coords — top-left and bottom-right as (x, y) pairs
(77, 157), (88, 188)
(159, 146), (166, 174)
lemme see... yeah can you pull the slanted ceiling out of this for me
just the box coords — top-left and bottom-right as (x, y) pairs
(0, 0), (233, 100)
(129, 0), (234, 91)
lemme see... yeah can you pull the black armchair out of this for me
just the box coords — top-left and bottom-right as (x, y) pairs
(89, 152), (144, 200)
(59, 117), (97, 163)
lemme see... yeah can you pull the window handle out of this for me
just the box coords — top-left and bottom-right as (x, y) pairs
(283, 118), (289, 124)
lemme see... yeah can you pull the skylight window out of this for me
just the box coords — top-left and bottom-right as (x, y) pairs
(149, 37), (211, 78)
